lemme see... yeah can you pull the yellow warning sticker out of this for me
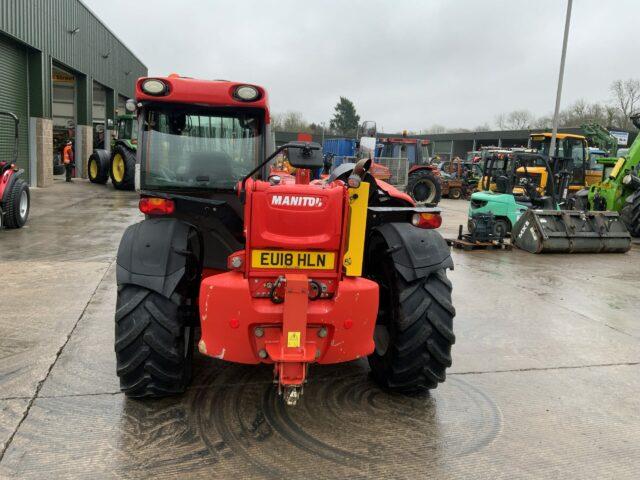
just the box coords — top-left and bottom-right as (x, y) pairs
(287, 331), (301, 348)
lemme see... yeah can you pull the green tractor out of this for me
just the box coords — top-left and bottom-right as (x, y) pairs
(88, 113), (138, 190)
(576, 114), (640, 236)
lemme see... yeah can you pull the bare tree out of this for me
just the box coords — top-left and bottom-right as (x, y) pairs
(473, 123), (492, 132)
(496, 110), (534, 130)
(423, 124), (447, 134)
(604, 105), (620, 129)
(610, 79), (640, 130)
(506, 110), (534, 130)
(533, 115), (553, 129)
(271, 111), (310, 132)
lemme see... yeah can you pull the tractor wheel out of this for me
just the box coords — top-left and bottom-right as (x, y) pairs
(115, 285), (194, 397)
(3, 179), (30, 228)
(365, 236), (455, 393)
(407, 170), (442, 205)
(88, 151), (110, 184)
(448, 187), (462, 200)
(110, 145), (136, 190)
(493, 218), (511, 238)
(621, 194), (640, 237)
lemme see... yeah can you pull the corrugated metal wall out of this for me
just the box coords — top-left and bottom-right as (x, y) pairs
(0, 0), (146, 98)
(0, 34), (29, 171)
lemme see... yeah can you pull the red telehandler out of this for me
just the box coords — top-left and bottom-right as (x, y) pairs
(115, 76), (455, 405)
(0, 111), (30, 229)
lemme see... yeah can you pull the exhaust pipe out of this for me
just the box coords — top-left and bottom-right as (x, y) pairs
(622, 174), (640, 191)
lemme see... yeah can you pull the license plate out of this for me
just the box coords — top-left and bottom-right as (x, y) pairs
(251, 249), (335, 270)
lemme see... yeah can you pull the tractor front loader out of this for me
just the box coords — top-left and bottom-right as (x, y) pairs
(114, 76), (456, 405)
(576, 114), (640, 236)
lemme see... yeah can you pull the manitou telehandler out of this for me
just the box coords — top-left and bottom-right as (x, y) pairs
(115, 76), (455, 405)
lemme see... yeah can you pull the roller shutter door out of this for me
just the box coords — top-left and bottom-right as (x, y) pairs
(0, 34), (29, 182)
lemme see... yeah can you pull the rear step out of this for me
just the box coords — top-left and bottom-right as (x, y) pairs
(512, 210), (631, 254)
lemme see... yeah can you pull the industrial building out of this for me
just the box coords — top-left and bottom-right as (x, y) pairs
(0, 0), (147, 186)
(389, 127), (638, 161)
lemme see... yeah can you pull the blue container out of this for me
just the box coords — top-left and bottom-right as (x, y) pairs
(323, 138), (356, 172)
(323, 138), (356, 157)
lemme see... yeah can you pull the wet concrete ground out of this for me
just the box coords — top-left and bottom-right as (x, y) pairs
(1, 179), (639, 479)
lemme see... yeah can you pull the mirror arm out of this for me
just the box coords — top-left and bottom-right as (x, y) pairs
(240, 142), (318, 203)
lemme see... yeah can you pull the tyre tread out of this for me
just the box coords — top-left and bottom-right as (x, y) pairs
(368, 257), (455, 393)
(115, 285), (191, 397)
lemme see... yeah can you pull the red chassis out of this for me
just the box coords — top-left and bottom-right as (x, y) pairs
(199, 177), (379, 392)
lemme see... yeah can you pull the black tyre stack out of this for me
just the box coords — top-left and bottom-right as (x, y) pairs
(88, 150), (110, 184)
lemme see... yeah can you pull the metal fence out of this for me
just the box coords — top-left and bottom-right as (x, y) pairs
(374, 157), (409, 188)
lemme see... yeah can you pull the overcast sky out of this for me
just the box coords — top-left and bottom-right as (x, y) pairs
(83, 0), (639, 132)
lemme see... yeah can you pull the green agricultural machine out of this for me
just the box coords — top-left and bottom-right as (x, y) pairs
(576, 114), (640, 236)
(468, 152), (559, 237)
(88, 113), (137, 190)
(468, 152), (631, 253)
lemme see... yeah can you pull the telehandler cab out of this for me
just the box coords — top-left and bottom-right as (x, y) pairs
(115, 76), (455, 405)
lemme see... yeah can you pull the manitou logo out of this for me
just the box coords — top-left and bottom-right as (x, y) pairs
(271, 195), (323, 208)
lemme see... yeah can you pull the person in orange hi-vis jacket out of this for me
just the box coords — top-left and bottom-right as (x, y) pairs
(63, 141), (74, 182)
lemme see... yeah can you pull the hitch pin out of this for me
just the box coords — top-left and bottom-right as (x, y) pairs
(283, 386), (301, 406)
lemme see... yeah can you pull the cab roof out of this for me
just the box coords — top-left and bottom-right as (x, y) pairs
(135, 74), (270, 122)
(530, 132), (585, 140)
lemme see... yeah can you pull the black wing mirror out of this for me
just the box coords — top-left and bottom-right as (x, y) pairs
(287, 141), (323, 169)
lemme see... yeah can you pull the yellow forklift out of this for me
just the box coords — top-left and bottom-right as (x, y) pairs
(528, 133), (601, 190)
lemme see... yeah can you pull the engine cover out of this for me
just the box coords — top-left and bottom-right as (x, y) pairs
(249, 181), (346, 252)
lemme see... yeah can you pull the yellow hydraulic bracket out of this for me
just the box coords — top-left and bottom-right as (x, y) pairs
(609, 157), (626, 180)
(343, 181), (369, 277)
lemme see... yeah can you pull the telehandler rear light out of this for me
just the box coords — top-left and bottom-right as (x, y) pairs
(139, 197), (175, 215)
(412, 212), (442, 229)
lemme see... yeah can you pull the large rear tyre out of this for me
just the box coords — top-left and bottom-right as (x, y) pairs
(88, 151), (110, 184)
(3, 179), (29, 228)
(110, 145), (136, 190)
(407, 170), (442, 205)
(366, 236), (455, 393)
(115, 285), (193, 397)
(621, 194), (640, 237)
